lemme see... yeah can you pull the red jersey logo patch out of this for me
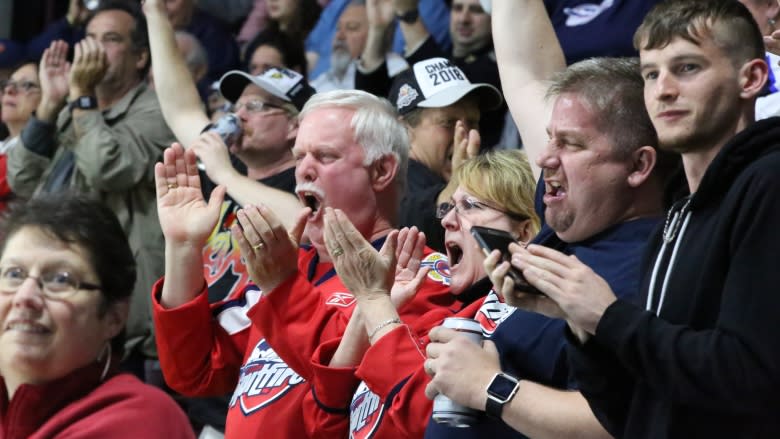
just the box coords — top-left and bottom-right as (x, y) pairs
(350, 381), (384, 439)
(422, 252), (451, 286)
(326, 292), (356, 307)
(230, 339), (305, 415)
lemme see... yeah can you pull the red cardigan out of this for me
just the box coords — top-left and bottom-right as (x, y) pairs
(0, 360), (195, 439)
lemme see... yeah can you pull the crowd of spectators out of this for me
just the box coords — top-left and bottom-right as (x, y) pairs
(1, 0), (780, 438)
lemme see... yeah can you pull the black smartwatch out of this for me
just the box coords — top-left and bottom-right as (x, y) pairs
(69, 95), (98, 112)
(396, 8), (419, 23)
(485, 372), (520, 419)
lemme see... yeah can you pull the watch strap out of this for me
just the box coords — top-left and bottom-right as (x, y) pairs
(69, 95), (98, 112)
(485, 372), (520, 419)
(396, 8), (420, 23)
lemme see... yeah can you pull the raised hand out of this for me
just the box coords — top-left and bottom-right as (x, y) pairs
(367, 0), (396, 30)
(37, 40), (71, 121)
(155, 143), (225, 246)
(66, 0), (91, 27)
(449, 120), (480, 180)
(232, 204), (309, 293)
(390, 226), (431, 309)
(393, 0), (420, 14)
(324, 207), (398, 300)
(68, 37), (108, 100)
(141, 0), (167, 16)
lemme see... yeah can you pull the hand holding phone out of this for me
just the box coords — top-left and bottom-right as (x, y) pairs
(470, 225), (544, 295)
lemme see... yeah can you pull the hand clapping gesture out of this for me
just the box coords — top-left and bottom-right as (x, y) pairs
(68, 37), (108, 101)
(154, 143), (225, 247)
(37, 40), (71, 121)
(231, 204), (310, 294)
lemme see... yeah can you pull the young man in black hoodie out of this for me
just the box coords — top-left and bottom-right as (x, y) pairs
(510, 1), (780, 437)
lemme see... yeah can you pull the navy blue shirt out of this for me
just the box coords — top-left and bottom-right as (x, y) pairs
(545, 0), (661, 65)
(424, 207), (659, 438)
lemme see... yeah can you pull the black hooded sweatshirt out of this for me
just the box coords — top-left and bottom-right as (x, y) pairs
(568, 117), (780, 438)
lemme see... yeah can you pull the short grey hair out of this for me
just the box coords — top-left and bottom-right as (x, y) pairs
(299, 89), (409, 191)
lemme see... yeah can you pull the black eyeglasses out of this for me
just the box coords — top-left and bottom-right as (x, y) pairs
(0, 80), (41, 94)
(436, 197), (528, 222)
(0, 265), (101, 299)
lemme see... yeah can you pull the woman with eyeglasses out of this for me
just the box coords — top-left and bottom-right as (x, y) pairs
(0, 192), (195, 438)
(304, 149), (540, 438)
(1, 62), (41, 211)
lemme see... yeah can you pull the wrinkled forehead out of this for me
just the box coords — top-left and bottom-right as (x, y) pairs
(86, 9), (136, 37)
(295, 107), (360, 151)
(11, 64), (38, 81)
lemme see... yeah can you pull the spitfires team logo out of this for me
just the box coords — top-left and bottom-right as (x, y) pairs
(350, 381), (384, 439)
(229, 339), (305, 415)
(422, 252), (451, 286)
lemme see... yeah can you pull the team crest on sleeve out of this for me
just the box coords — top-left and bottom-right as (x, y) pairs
(326, 292), (356, 307)
(422, 252), (450, 286)
(350, 381), (384, 439)
(229, 339), (305, 415)
(474, 290), (516, 336)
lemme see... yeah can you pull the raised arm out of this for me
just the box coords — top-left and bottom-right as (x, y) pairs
(395, 0), (430, 54)
(143, 0), (210, 147)
(492, 0), (566, 179)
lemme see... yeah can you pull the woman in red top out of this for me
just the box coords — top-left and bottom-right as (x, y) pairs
(0, 193), (195, 438)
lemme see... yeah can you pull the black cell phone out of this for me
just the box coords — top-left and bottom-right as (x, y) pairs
(470, 225), (543, 295)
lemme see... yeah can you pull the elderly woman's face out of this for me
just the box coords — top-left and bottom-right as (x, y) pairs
(0, 227), (124, 384)
(1, 63), (41, 127)
(440, 186), (531, 296)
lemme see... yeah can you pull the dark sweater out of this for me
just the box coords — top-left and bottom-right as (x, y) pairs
(569, 117), (780, 438)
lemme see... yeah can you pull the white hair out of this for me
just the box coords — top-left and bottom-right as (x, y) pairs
(299, 89), (409, 191)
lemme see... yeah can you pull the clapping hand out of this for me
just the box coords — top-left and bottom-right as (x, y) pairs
(390, 226), (431, 309)
(232, 204), (310, 294)
(155, 143), (225, 247)
(324, 207), (397, 300)
(69, 37), (108, 101)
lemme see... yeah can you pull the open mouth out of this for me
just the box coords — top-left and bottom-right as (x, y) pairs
(446, 242), (464, 268)
(545, 180), (566, 201)
(295, 182), (325, 219)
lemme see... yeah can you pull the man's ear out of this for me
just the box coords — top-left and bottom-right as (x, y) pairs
(739, 58), (769, 100)
(102, 299), (129, 340)
(627, 146), (656, 188)
(136, 48), (150, 75)
(286, 117), (299, 142)
(370, 154), (399, 192)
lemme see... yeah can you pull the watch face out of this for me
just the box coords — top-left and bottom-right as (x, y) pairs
(487, 373), (518, 402)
